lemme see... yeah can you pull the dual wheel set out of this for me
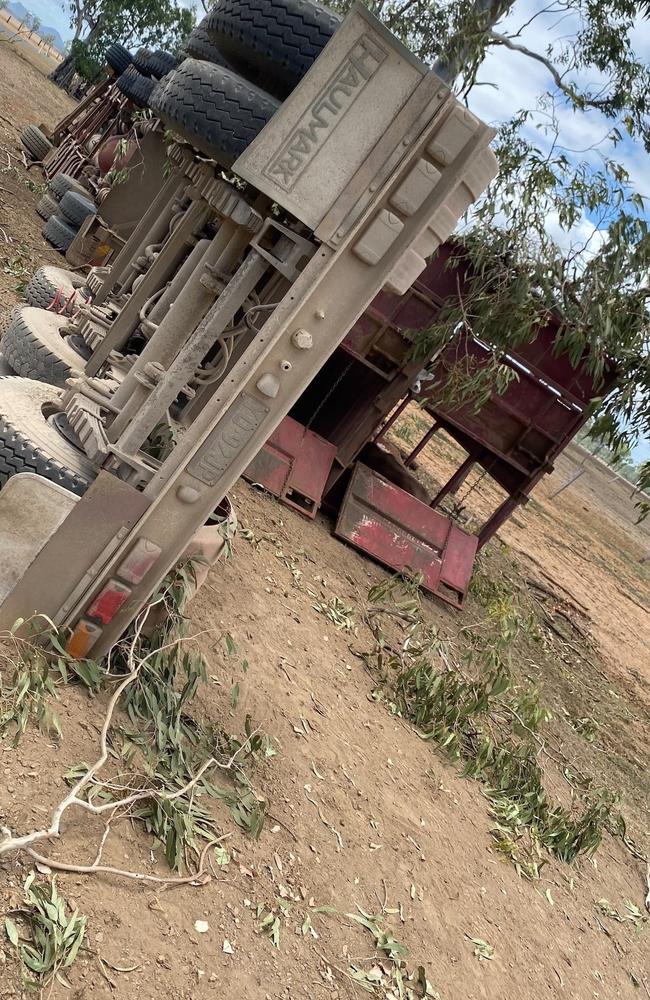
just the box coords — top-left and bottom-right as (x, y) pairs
(39, 175), (98, 252)
(0, 0), (338, 500)
(106, 0), (340, 166)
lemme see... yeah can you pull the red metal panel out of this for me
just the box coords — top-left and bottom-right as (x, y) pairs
(441, 525), (479, 596)
(335, 464), (476, 607)
(244, 443), (292, 496)
(243, 416), (337, 519)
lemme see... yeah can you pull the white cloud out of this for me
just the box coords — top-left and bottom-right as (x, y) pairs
(467, 0), (650, 199)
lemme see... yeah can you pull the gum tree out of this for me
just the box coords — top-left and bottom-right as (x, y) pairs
(335, 0), (650, 500)
(51, 0), (193, 85)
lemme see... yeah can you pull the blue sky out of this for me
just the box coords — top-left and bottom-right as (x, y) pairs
(13, 0), (197, 38)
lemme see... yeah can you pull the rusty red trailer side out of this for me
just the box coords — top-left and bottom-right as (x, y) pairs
(247, 241), (613, 606)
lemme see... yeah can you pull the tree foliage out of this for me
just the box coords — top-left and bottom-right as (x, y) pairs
(333, 0), (650, 500)
(65, 0), (193, 79)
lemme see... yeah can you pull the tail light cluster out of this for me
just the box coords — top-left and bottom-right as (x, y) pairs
(65, 538), (162, 656)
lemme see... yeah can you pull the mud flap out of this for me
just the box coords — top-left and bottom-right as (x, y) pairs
(335, 463), (477, 607)
(243, 416), (337, 519)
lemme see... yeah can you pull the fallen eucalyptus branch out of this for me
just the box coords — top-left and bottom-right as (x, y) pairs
(0, 600), (259, 882)
(24, 836), (230, 887)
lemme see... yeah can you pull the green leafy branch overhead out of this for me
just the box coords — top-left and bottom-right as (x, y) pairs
(333, 0), (650, 495)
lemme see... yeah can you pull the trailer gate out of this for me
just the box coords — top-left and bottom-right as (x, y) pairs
(335, 462), (478, 606)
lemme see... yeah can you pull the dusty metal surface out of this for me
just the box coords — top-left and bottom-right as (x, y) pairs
(92, 128), (168, 236)
(0, 475), (78, 604)
(422, 329), (597, 483)
(233, 2), (430, 233)
(335, 462), (477, 607)
(0, 472), (149, 629)
(243, 415), (337, 518)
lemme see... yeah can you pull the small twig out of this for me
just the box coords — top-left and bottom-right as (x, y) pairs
(266, 812), (298, 843)
(92, 805), (120, 866)
(304, 791), (344, 851)
(314, 949), (360, 988)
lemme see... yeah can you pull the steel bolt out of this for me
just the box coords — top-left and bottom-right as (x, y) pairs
(291, 329), (313, 349)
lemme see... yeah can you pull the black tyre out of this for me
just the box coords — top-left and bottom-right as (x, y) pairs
(43, 214), (78, 252)
(1, 306), (84, 388)
(133, 47), (178, 78)
(148, 50), (179, 78)
(59, 191), (96, 228)
(184, 22), (230, 67)
(131, 46), (154, 75)
(0, 354), (15, 376)
(36, 193), (58, 220)
(21, 125), (53, 162)
(25, 266), (87, 314)
(149, 59), (280, 166)
(0, 377), (94, 495)
(105, 42), (133, 76)
(204, 0), (340, 99)
(49, 173), (89, 202)
(116, 66), (156, 107)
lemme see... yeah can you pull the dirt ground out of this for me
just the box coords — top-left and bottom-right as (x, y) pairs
(0, 43), (649, 1000)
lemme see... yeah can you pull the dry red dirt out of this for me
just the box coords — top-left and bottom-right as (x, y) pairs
(0, 43), (649, 1000)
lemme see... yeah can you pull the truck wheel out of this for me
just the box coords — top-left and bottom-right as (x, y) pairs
(0, 377), (94, 495)
(184, 22), (230, 67)
(204, 0), (339, 99)
(25, 266), (88, 314)
(105, 43), (133, 76)
(59, 191), (96, 228)
(43, 214), (77, 252)
(36, 193), (59, 220)
(0, 354), (15, 376)
(1, 307), (84, 388)
(21, 125), (53, 162)
(49, 173), (89, 202)
(138, 49), (178, 78)
(151, 50), (180, 76)
(116, 66), (156, 107)
(149, 59), (279, 166)
(131, 47), (153, 75)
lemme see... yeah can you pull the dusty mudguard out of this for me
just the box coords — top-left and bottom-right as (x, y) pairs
(0, 474), (78, 606)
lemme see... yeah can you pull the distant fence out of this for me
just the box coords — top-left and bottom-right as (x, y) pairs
(0, 11), (64, 61)
(566, 441), (650, 506)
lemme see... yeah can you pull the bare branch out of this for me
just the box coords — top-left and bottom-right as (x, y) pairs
(488, 30), (610, 110)
(24, 835), (230, 887)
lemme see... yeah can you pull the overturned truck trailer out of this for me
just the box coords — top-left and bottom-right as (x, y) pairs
(0, 3), (497, 657)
